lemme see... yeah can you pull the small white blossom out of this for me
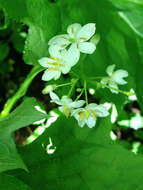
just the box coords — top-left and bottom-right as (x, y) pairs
(48, 23), (96, 63)
(38, 45), (76, 81)
(71, 103), (109, 128)
(50, 91), (85, 117)
(101, 64), (128, 94)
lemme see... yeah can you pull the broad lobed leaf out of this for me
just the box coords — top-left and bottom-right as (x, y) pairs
(0, 98), (46, 173)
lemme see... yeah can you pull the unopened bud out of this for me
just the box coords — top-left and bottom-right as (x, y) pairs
(76, 88), (82, 92)
(42, 85), (56, 95)
(90, 34), (100, 46)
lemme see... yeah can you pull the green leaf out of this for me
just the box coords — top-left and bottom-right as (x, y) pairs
(23, 0), (60, 65)
(7, 116), (143, 190)
(0, 42), (9, 61)
(0, 98), (46, 173)
(0, 0), (27, 22)
(0, 173), (32, 190)
(109, 0), (143, 38)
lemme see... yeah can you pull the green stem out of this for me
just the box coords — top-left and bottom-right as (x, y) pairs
(89, 76), (107, 80)
(96, 81), (135, 96)
(80, 54), (87, 79)
(84, 80), (88, 105)
(68, 79), (78, 98)
(56, 82), (72, 89)
(0, 65), (44, 120)
(75, 88), (84, 101)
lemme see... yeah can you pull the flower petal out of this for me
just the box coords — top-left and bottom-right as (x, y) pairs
(76, 115), (86, 128)
(112, 70), (128, 85)
(49, 91), (60, 101)
(38, 57), (55, 68)
(66, 43), (80, 66)
(54, 71), (61, 80)
(77, 23), (96, 41)
(51, 100), (63, 105)
(67, 23), (82, 39)
(61, 96), (72, 104)
(42, 70), (57, 81)
(48, 34), (70, 49)
(109, 81), (119, 94)
(69, 100), (85, 108)
(86, 103), (98, 110)
(86, 116), (96, 128)
(78, 42), (96, 54)
(71, 108), (85, 116)
(106, 64), (115, 76)
(93, 105), (109, 117)
(49, 45), (61, 58)
(61, 63), (71, 74)
(100, 77), (109, 86)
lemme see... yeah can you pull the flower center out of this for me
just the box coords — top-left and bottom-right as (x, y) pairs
(46, 57), (63, 71)
(63, 105), (70, 118)
(79, 112), (85, 121)
(69, 38), (75, 43)
(86, 109), (97, 119)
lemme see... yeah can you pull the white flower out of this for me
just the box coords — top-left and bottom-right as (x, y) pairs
(48, 23), (96, 63)
(71, 103), (109, 128)
(38, 45), (76, 81)
(101, 64), (128, 94)
(50, 91), (85, 117)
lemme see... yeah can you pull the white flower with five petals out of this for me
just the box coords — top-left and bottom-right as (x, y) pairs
(50, 91), (85, 117)
(71, 103), (109, 128)
(48, 23), (96, 63)
(101, 64), (128, 94)
(38, 45), (76, 81)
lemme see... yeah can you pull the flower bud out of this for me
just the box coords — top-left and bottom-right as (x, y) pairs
(42, 85), (56, 95)
(90, 34), (100, 46)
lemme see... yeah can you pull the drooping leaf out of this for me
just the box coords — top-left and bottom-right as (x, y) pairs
(0, 98), (46, 173)
(0, 173), (32, 190)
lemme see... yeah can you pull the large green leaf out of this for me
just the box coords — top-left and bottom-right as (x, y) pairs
(6, 116), (143, 190)
(23, 0), (61, 65)
(0, 0), (27, 22)
(0, 98), (46, 173)
(109, 0), (143, 38)
(0, 173), (32, 190)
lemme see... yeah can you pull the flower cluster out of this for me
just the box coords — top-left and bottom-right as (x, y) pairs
(38, 23), (129, 129)
(39, 23), (96, 81)
(50, 91), (109, 128)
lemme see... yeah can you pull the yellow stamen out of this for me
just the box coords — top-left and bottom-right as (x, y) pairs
(86, 110), (97, 120)
(63, 106), (70, 118)
(46, 62), (52, 65)
(80, 37), (87, 41)
(48, 67), (60, 71)
(48, 67), (55, 71)
(57, 58), (60, 62)
(58, 63), (63, 66)
(54, 67), (59, 71)
(61, 44), (67, 48)
(62, 36), (68, 40)
(79, 112), (85, 121)
(50, 56), (56, 60)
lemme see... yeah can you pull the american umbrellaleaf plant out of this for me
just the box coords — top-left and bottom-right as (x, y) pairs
(39, 22), (129, 128)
